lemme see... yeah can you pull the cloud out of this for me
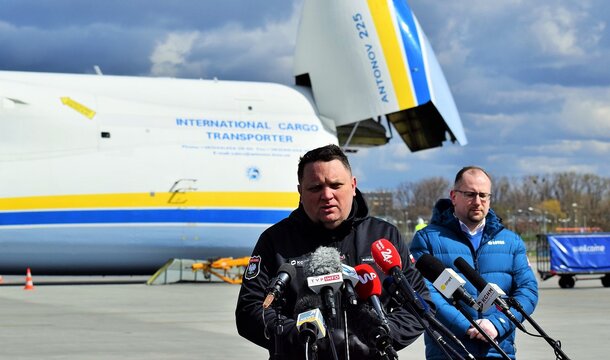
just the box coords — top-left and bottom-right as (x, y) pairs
(150, 32), (199, 77)
(146, 2), (301, 83)
(530, 6), (587, 57)
(515, 155), (600, 175)
(559, 89), (610, 138)
(1, 0), (609, 192)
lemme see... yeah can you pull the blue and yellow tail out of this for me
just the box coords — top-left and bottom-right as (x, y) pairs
(294, 0), (467, 151)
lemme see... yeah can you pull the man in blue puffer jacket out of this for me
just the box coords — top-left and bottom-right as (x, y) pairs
(410, 166), (538, 359)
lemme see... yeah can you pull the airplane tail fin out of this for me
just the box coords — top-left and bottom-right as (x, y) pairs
(294, 0), (467, 151)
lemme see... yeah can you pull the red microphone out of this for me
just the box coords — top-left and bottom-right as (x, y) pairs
(371, 239), (420, 306)
(354, 263), (382, 297)
(371, 238), (402, 274)
(354, 264), (388, 327)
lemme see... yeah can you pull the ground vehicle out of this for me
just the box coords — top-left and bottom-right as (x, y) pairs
(536, 233), (610, 288)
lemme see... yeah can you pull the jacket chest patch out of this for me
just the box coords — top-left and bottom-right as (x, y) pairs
(360, 256), (375, 264)
(487, 240), (506, 245)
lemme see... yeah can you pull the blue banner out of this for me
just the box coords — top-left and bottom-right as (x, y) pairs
(548, 233), (610, 273)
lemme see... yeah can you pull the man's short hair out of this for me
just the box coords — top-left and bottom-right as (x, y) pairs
(454, 166), (492, 187)
(297, 144), (351, 182)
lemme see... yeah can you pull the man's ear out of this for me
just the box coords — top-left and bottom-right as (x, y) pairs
(352, 176), (357, 196)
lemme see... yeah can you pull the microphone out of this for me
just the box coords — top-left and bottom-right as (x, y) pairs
(305, 247), (343, 321)
(341, 263), (359, 307)
(383, 276), (477, 360)
(294, 293), (327, 353)
(263, 263), (297, 309)
(353, 264), (399, 357)
(296, 309), (327, 344)
(415, 254), (479, 310)
(371, 238), (424, 307)
(354, 263), (389, 328)
(371, 241), (478, 360)
(347, 298), (397, 360)
(454, 257), (526, 332)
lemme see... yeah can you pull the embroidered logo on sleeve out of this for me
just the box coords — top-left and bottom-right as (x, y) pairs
(244, 256), (262, 280)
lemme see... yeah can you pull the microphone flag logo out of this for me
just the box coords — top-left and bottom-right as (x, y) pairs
(381, 248), (392, 263)
(358, 271), (377, 284)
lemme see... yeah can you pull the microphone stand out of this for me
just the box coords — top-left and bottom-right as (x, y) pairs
(390, 273), (470, 360)
(271, 296), (286, 360)
(453, 302), (511, 360)
(506, 297), (571, 360)
(370, 326), (398, 360)
(421, 311), (474, 360)
(403, 301), (459, 360)
(320, 298), (340, 360)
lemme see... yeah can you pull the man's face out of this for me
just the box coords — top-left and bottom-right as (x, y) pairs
(450, 169), (492, 229)
(298, 159), (357, 229)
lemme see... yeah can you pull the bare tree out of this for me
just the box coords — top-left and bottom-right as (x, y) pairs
(365, 171), (609, 237)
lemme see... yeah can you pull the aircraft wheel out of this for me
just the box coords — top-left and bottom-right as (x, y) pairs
(601, 274), (610, 288)
(558, 275), (575, 289)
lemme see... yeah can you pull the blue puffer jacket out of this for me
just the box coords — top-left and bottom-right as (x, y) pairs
(410, 199), (538, 360)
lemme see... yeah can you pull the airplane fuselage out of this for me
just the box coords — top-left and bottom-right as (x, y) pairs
(0, 0), (467, 274)
(0, 71), (337, 274)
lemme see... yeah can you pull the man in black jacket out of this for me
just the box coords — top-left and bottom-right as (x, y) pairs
(235, 144), (431, 359)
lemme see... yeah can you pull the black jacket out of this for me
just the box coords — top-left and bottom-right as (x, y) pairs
(235, 189), (431, 359)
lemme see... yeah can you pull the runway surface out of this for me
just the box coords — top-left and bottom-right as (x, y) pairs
(0, 273), (607, 359)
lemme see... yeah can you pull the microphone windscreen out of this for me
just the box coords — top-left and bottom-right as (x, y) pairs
(346, 303), (383, 347)
(277, 262), (297, 280)
(454, 257), (486, 291)
(306, 246), (342, 277)
(294, 292), (322, 317)
(354, 264), (382, 299)
(414, 253), (445, 283)
(371, 239), (402, 274)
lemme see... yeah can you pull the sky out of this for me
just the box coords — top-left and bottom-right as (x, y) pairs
(1, 0), (609, 191)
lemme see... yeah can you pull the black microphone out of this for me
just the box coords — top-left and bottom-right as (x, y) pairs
(263, 263), (297, 309)
(415, 254), (479, 310)
(454, 257), (526, 332)
(383, 276), (476, 360)
(347, 302), (397, 360)
(371, 241), (478, 360)
(294, 293), (327, 347)
(305, 246), (343, 321)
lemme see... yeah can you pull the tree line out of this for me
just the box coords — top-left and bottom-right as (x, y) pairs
(364, 172), (610, 240)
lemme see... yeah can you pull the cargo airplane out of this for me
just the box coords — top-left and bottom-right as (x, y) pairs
(0, 0), (466, 274)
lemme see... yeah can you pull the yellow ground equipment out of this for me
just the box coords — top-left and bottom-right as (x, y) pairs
(191, 257), (250, 284)
(147, 257), (250, 285)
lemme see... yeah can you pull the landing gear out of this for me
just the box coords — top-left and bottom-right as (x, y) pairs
(601, 274), (610, 288)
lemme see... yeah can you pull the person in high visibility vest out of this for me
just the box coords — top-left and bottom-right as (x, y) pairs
(414, 217), (428, 232)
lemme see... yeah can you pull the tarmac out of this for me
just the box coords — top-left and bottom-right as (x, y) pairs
(0, 272), (607, 359)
